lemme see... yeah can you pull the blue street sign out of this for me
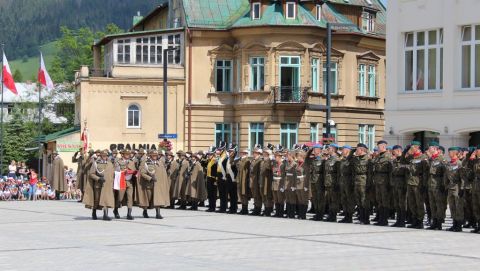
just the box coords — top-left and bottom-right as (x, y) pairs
(158, 134), (177, 139)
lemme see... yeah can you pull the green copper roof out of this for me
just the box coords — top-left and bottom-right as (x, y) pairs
(182, 0), (385, 36)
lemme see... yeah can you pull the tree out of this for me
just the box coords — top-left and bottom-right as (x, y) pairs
(50, 24), (123, 83)
(13, 69), (23, 82)
(2, 108), (33, 172)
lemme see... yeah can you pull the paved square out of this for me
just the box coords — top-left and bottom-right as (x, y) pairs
(0, 201), (479, 271)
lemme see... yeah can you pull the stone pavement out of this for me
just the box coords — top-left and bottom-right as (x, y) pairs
(0, 201), (479, 271)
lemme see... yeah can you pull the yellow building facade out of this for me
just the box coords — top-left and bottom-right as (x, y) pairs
(75, 0), (386, 152)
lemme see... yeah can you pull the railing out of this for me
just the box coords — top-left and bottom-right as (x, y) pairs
(271, 86), (309, 103)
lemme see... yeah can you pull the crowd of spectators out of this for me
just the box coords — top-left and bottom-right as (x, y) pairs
(1, 160), (81, 201)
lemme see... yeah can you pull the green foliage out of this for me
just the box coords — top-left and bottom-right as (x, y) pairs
(13, 69), (23, 82)
(1, 108), (33, 172)
(10, 41), (58, 82)
(0, 0), (166, 60)
(49, 24), (124, 83)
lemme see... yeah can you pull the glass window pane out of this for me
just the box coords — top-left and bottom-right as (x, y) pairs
(405, 51), (413, 90)
(476, 25), (480, 41)
(258, 132), (264, 147)
(225, 69), (231, 91)
(416, 49), (425, 90)
(287, 3), (294, 18)
(417, 32), (425, 46)
(405, 33), (413, 47)
(217, 69), (224, 91)
(291, 57), (299, 65)
(463, 26), (472, 41)
(476, 44), (480, 88)
(440, 48), (443, 89)
(281, 57), (288, 64)
(462, 45), (471, 88)
(428, 48), (437, 89)
(259, 66), (265, 90)
(134, 112), (139, 126)
(428, 30), (437, 45)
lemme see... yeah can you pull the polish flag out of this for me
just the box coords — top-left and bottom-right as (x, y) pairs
(38, 52), (54, 90)
(2, 53), (17, 95)
(81, 126), (89, 152)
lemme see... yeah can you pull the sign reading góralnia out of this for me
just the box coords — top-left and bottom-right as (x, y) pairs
(57, 141), (83, 152)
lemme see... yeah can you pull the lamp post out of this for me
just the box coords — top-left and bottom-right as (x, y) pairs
(325, 22), (357, 139)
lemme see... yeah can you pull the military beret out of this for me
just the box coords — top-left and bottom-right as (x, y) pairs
(386, 146), (393, 151)
(392, 145), (403, 150)
(342, 145), (352, 150)
(448, 147), (461, 152)
(428, 141), (439, 147)
(373, 147), (379, 152)
(313, 144), (322, 149)
(357, 143), (368, 149)
(410, 141), (421, 146)
(329, 144), (339, 149)
(377, 140), (388, 145)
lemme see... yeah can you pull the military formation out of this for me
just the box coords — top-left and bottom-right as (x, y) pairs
(73, 140), (480, 234)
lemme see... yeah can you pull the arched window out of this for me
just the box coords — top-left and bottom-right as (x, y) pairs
(127, 104), (141, 128)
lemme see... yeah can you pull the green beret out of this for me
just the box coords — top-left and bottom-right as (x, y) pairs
(428, 141), (439, 147)
(410, 141), (421, 146)
(448, 147), (460, 152)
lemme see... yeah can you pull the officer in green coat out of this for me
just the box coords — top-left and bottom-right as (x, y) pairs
(391, 145), (408, 227)
(468, 146), (480, 233)
(352, 143), (371, 224)
(405, 141), (429, 229)
(426, 141), (447, 230)
(306, 144), (324, 221)
(372, 140), (392, 226)
(323, 144), (340, 222)
(338, 145), (354, 223)
(444, 147), (464, 232)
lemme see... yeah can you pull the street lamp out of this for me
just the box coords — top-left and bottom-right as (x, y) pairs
(325, 22), (357, 140)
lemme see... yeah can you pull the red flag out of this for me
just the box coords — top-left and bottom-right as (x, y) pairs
(2, 53), (17, 95)
(81, 126), (89, 152)
(120, 171), (126, 190)
(38, 52), (54, 90)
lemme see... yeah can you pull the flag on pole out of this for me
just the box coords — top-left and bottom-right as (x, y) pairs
(38, 52), (54, 90)
(81, 126), (89, 152)
(2, 53), (17, 95)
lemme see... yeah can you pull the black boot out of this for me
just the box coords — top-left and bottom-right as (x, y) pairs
(113, 208), (120, 219)
(91, 209), (97, 220)
(127, 208), (134, 220)
(470, 221), (480, 233)
(102, 208), (112, 221)
(263, 207), (272, 217)
(189, 202), (198, 211)
(436, 219), (443, 230)
(396, 210), (406, 228)
(453, 220), (462, 232)
(169, 199), (175, 209)
(407, 218), (418, 228)
(250, 206), (261, 216)
(238, 204), (249, 215)
(447, 220), (457, 232)
(143, 209), (149, 218)
(326, 211), (337, 222)
(415, 218), (424, 229)
(288, 204), (296, 219)
(356, 208), (364, 224)
(427, 219), (438, 230)
(177, 201), (187, 210)
(155, 208), (163, 219)
(302, 205), (308, 219)
(277, 204), (285, 218)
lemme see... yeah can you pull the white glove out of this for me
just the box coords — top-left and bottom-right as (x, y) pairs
(291, 187), (296, 191)
(304, 187), (308, 192)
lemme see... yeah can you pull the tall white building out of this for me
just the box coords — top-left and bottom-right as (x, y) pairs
(385, 0), (480, 148)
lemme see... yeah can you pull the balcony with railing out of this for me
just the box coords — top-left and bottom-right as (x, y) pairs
(270, 86), (309, 103)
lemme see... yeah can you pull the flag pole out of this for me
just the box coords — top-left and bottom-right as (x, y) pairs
(0, 44), (4, 177)
(38, 52), (43, 178)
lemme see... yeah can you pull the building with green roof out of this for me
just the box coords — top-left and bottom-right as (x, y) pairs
(80, 0), (386, 152)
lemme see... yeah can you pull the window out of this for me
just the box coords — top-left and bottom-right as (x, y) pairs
(461, 25), (480, 89)
(127, 104), (141, 128)
(135, 36), (162, 64)
(249, 123), (264, 150)
(322, 125), (337, 142)
(368, 65), (376, 96)
(310, 123), (319, 143)
(167, 34), (181, 64)
(216, 60), (233, 92)
(316, 4), (322, 21)
(280, 123), (297, 149)
(323, 62), (338, 94)
(361, 12), (375, 33)
(286, 1), (296, 19)
(404, 29), (443, 91)
(311, 58), (320, 92)
(117, 39), (131, 64)
(250, 57), (265, 91)
(215, 123), (232, 146)
(359, 124), (375, 150)
(358, 64), (366, 96)
(7, 104), (14, 114)
(55, 103), (74, 117)
(252, 2), (261, 20)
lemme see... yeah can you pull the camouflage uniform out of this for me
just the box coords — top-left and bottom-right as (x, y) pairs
(372, 151), (392, 226)
(352, 154), (370, 224)
(444, 158), (464, 232)
(405, 153), (429, 229)
(323, 155), (340, 222)
(338, 154), (354, 223)
(391, 156), (408, 227)
(427, 154), (447, 229)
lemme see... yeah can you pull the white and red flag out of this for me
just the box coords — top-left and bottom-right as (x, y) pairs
(2, 53), (17, 95)
(38, 52), (54, 90)
(81, 126), (89, 152)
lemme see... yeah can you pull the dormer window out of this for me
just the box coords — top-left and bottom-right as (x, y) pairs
(316, 4), (322, 21)
(361, 11), (375, 32)
(252, 2), (261, 20)
(286, 1), (296, 20)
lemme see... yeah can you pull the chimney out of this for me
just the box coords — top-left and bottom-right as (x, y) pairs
(133, 11), (143, 26)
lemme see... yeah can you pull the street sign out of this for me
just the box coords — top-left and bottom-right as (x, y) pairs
(158, 134), (177, 139)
